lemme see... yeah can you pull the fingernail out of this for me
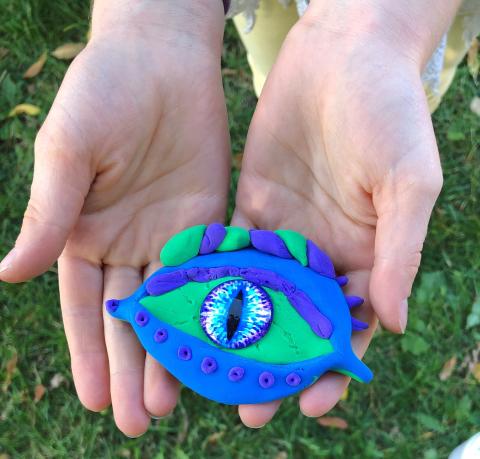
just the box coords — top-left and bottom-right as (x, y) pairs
(0, 249), (16, 274)
(248, 423), (266, 429)
(125, 433), (143, 439)
(149, 411), (173, 420)
(399, 299), (409, 334)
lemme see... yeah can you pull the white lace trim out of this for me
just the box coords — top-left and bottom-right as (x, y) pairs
(421, 34), (447, 95)
(227, 0), (307, 31)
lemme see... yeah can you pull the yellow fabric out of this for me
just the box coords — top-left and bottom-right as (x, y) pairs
(233, 1), (479, 113)
(233, 0), (298, 97)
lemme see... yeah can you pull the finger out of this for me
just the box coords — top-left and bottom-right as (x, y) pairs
(300, 270), (377, 417)
(144, 355), (180, 418)
(58, 254), (110, 411)
(238, 400), (282, 428)
(370, 152), (443, 333)
(142, 261), (180, 418)
(103, 265), (150, 437)
(230, 208), (254, 229)
(0, 125), (92, 282)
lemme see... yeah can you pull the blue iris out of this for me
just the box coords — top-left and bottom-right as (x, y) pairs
(200, 280), (273, 349)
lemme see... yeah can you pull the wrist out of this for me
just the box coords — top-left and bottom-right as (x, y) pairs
(91, 0), (225, 56)
(303, 1), (461, 67)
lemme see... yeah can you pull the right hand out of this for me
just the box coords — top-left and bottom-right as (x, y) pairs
(232, 0), (453, 427)
(0, 0), (230, 437)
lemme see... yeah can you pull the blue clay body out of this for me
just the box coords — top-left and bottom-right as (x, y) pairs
(107, 249), (372, 405)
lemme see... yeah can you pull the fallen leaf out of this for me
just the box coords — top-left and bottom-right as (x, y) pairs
(459, 342), (480, 375)
(206, 431), (224, 445)
(439, 356), (457, 381)
(34, 384), (46, 402)
(340, 387), (349, 401)
(232, 153), (243, 170)
(472, 363), (480, 383)
(467, 38), (479, 81)
(317, 416), (348, 429)
(3, 352), (17, 391)
(471, 97), (480, 117)
(23, 51), (47, 79)
(275, 453), (288, 459)
(49, 373), (65, 389)
(0, 454), (11, 459)
(8, 103), (41, 117)
(51, 42), (85, 60)
(420, 431), (434, 440)
(222, 68), (238, 77)
(0, 47), (8, 60)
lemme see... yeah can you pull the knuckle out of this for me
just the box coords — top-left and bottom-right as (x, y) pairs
(421, 167), (443, 197)
(395, 165), (443, 200)
(34, 124), (73, 161)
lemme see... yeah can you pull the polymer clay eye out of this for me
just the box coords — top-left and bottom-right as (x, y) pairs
(200, 279), (273, 349)
(106, 224), (373, 405)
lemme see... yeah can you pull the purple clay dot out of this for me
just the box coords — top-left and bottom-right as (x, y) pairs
(201, 357), (218, 374)
(259, 371), (275, 389)
(285, 372), (302, 387)
(228, 367), (245, 382)
(178, 345), (192, 361)
(105, 299), (119, 313)
(154, 328), (168, 343)
(134, 310), (149, 327)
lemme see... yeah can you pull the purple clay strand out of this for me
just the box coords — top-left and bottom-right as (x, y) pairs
(240, 268), (285, 291)
(306, 240), (336, 278)
(249, 230), (293, 259)
(147, 266), (334, 339)
(199, 223), (227, 255)
(146, 270), (189, 296)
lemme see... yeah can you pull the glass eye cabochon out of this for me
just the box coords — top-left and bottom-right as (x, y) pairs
(106, 226), (372, 405)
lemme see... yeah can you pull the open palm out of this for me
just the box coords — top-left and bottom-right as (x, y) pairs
(233, 19), (443, 427)
(1, 28), (230, 436)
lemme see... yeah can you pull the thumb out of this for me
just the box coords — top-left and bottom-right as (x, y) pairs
(0, 125), (92, 282)
(369, 159), (443, 333)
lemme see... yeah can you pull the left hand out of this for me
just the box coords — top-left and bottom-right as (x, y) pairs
(0, 0), (230, 437)
(232, 0), (459, 427)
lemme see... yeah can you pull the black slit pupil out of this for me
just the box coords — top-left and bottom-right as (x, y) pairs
(227, 289), (243, 341)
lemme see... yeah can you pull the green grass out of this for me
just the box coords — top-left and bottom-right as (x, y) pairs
(0, 1), (479, 458)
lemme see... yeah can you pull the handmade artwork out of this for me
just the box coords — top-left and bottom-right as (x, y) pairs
(106, 224), (372, 404)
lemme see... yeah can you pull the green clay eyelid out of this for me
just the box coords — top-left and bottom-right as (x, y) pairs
(140, 277), (334, 364)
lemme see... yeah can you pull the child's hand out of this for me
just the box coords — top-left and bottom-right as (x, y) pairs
(232, 1), (460, 427)
(0, 1), (229, 437)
